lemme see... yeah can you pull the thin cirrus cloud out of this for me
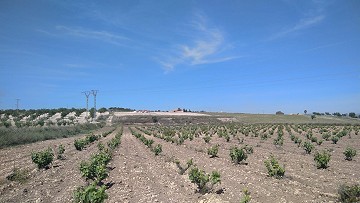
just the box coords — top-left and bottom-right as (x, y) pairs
(54, 25), (130, 46)
(158, 16), (239, 72)
(269, 15), (325, 40)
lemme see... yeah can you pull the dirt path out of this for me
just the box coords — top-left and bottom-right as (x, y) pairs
(106, 127), (199, 203)
(0, 127), (118, 203)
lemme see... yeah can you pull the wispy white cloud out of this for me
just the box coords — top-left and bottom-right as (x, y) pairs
(301, 41), (343, 53)
(269, 0), (327, 40)
(157, 15), (239, 72)
(270, 15), (325, 40)
(180, 28), (224, 65)
(53, 26), (130, 46)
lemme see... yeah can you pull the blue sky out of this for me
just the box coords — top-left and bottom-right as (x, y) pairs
(0, 0), (359, 114)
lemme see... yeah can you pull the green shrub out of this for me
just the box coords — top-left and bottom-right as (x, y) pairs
(57, 144), (65, 159)
(322, 133), (331, 141)
(230, 147), (247, 164)
(97, 142), (105, 151)
(243, 145), (253, 154)
(344, 147), (357, 161)
(175, 158), (193, 175)
(4, 121), (11, 128)
(311, 136), (318, 143)
(74, 183), (108, 203)
(93, 151), (112, 165)
(240, 188), (251, 203)
(189, 167), (208, 192)
(107, 137), (120, 150)
(331, 136), (339, 144)
(303, 141), (314, 154)
(74, 139), (87, 151)
(273, 135), (284, 146)
(261, 134), (268, 140)
(314, 150), (331, 169)
(86, 134), (99, 143)
(264, 156), (285, 178)
(80, 162), (108, 183)
(207, 145), (219, 158)
(31, 148), (54, 169)
(188, 167), (221, 193)
(338, 130), (348, 138)
(152, 144), (162, 156)
(294, 137), (302, 147)
(338, 184), (360, 203)
(306, 132), (313, 140)
(203, 136), (211, 143)
(210, 170), (221, 187)
(145, 139), (154, 148)
(79, 152), (111, 183)
(224, 134), (230, 142)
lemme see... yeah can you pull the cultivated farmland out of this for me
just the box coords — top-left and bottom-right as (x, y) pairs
(0, 113), (359, 203)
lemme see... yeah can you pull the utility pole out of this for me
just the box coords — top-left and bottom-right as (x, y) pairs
(91, 90), (98, 120)
(82, 91), (91, 121)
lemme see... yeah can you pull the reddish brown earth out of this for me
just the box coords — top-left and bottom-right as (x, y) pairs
(0, 125), (359, 203)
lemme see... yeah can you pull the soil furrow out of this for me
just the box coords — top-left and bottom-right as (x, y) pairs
(106, 127), (199, 203)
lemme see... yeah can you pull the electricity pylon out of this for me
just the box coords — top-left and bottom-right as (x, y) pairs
(82, 91), (91, 121)
(91, 90), (98, 120)
(16, 99), (20, 114)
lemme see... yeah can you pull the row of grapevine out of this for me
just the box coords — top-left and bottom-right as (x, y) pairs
(74, 126), (123, 203)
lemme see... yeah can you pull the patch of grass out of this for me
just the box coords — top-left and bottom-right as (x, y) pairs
(0, 123), (100, 148)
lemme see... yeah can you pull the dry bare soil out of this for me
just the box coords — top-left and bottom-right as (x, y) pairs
(0, 123), (359, 203)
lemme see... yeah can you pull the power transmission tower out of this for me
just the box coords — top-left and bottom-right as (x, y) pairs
(91, 90), (98, 120)
(82, 91), (91, 120)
